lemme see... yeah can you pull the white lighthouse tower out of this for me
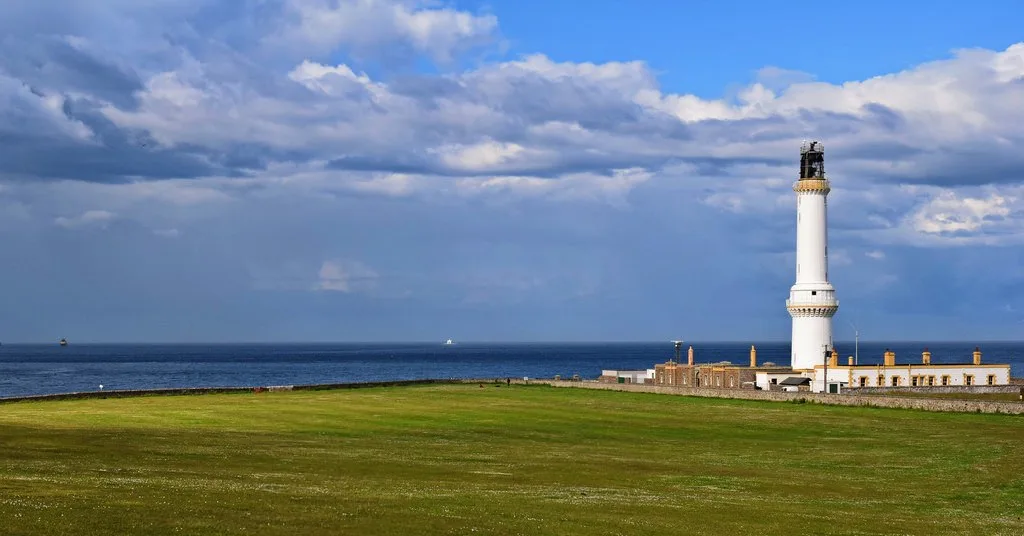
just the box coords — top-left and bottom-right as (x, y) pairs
(787, 140), (838, 371)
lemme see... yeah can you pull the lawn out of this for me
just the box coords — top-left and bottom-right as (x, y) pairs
(1, 384), (1022, 535)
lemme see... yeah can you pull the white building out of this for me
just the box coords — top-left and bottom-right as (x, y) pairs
(756, 347), (1013, 393)
(599, 369), (655, 384)
(787, 141), (839, 371)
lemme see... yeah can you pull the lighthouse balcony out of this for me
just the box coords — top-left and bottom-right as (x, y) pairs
(792, 178), (831, 194)
(787, 296), (838, 305)
(787, 299), (839, 317)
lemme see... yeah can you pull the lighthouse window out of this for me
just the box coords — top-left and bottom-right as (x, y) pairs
(811, 291), (817, 296)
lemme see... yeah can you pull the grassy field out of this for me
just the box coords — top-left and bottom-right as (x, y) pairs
(1, 384), (1023, 535)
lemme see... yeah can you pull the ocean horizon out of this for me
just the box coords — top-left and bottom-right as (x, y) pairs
(1, 341), (1021, 398)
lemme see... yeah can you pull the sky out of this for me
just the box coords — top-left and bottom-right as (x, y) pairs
(0, 0), (1023, 344)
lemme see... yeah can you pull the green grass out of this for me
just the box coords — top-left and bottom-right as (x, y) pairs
(1, 384), (1023, 535)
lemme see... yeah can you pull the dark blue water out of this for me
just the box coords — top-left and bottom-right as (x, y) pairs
(0, 342), (1021, 398)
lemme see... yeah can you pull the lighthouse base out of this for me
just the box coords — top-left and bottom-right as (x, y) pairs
(789, 315), (834, 371)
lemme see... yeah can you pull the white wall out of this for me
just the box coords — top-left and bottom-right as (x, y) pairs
(790, 315), (834, 370)
(603, 370), (654, 384)
(794, 190), (829, 284)
(755, 371), (810, 391)
(820, 365), (1012, 387)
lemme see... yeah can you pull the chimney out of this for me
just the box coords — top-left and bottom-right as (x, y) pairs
(828, 350), (838, 367)
(922, 348), (931, 365)
(848, 356), (854, 366)
(884, 348), (895, 367)
(973, 346), (982, 365)
(750, 345), (757, 368)
(688, 345), (694, 366)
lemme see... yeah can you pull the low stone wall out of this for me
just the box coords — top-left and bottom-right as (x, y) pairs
(845, 385), (1023, 395)
(535, 380), (1024, 415)
(0, 378), (493, 405)
(4, 378), (1020, 414)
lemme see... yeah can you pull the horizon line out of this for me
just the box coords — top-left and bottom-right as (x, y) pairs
(1, 339), (1021, 346)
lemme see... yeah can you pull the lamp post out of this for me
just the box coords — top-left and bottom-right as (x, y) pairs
(822, 344), (831, 394)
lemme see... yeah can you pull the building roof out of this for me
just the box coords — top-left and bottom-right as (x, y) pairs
(779, 376), (811, 386)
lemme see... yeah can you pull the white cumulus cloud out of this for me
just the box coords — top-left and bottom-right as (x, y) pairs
(316, 260), (379, 293)
(54, 210), (116, 229)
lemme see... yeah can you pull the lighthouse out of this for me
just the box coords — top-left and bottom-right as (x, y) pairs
(787, 140), (838, 370)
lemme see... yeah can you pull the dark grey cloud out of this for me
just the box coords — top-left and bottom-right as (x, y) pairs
(0, 2), (1019, 200)
(869, 145), (1024, 187)
(0, 35), (143, 109)
(859, 102), (906, 132)
(0, 97), (223, 182)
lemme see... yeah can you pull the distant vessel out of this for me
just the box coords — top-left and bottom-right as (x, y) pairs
(444, 339), (454, 346)
(59, 338), (68, 347)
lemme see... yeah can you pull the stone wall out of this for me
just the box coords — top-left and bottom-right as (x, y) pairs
(4, 378), (1021, 414)
(845, 385), (1023, 395)
(535, 380), (1024, 415)
(0, 378), (492, 405)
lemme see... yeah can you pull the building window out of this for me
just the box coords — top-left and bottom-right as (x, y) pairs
(927, 376), (935, 386)
(941, 375), (950, 386)
(987, 375), (995, 386)
(891, 376), (899, 387)
(811, 291), (817, 296)
(859, 376), (867, 387)
(877, 375), (884, 386)
(965, 375), (974, 386)
(911, 376), (919, 387)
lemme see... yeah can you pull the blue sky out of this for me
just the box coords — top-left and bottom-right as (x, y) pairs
(0, 0), (1022, 343)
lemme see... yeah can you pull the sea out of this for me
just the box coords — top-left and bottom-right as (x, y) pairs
(0, 342), (1022, 398)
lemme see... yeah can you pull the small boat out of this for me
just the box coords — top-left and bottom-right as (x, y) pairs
(59, 338), (68, 347)
(444, 338), (454, 346)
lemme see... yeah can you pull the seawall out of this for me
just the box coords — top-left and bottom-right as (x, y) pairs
(534, 380), (1024, 415)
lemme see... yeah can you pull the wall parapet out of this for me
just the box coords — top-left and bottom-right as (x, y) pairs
(0, 378), (508, 405)
(535, 380), (1024, 415)
(845, 385), (1022, 395)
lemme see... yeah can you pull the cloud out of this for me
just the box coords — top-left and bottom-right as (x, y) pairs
(1, 3), (1024, 341)
(153, 228), (180, 238)
(315, 260), (379, 293)
(264, 0), (500, 64)
(54, 209), (116, 229)
(909, 191), (1015, 234)
(830, 249), (853, 267)
(753, 66), (816, 93)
